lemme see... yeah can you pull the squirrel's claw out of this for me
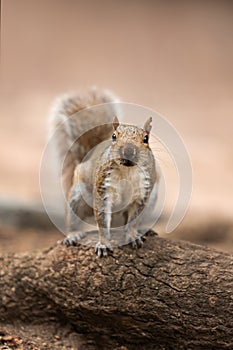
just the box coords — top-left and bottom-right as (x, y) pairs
(95, 242), (113, 257)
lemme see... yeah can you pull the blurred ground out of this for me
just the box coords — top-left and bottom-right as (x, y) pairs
(0, 0), (233, 252)
(0, 323), (80, 350)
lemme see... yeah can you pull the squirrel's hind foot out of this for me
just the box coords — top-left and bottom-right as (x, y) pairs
(63, 232), (87, 247)
(129, 229), (158, 248)
(95, 242), (113, 258)
(129, 236), (144, 249)
(125, 228), (145, 249)
(144, 229), (158, 236)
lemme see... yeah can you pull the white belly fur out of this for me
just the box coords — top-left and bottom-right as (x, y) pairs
(108, 165), (148, 213)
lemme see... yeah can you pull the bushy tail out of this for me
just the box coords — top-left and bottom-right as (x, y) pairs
(50, 87), (120, 197)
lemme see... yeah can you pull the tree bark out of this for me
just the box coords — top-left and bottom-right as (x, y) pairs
(0, 233), (232, 349)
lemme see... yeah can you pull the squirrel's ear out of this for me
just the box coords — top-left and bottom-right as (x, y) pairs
(113, 116), (120, 130)
(143, 117), (152, 134)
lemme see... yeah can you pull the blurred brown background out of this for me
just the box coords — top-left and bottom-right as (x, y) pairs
(0, 0), (233, 252)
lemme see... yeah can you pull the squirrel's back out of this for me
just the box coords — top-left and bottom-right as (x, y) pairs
(50, 87), (120, 196)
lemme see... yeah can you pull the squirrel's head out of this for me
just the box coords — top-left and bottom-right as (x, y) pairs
(111, 116), (153, 167)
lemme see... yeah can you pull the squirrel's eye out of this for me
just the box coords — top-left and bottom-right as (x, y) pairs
(143, 135), (149, 144)
(112, 133), (117, 141)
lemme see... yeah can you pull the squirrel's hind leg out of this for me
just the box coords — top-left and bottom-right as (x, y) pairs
(63, 231), (87, 247)
(64, 182), (93, 247)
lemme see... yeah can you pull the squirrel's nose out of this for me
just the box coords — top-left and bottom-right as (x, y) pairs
(121, 142), (139, 163)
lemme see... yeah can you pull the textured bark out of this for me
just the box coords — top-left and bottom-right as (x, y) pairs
(0, 234), (232, 349)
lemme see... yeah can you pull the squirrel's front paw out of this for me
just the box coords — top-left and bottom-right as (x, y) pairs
(95, 242), (113, 257)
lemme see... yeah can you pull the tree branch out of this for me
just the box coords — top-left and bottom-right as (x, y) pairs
(0, 234), (232, 349)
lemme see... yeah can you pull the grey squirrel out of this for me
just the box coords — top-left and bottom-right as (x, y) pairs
(51, 87), (158, 257)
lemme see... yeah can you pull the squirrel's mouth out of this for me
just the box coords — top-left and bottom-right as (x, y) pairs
(120, 159), (136, 167)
